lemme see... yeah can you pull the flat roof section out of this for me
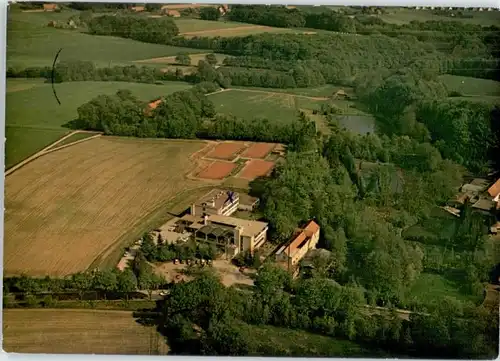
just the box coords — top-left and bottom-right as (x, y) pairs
(195, 189), (239, 211)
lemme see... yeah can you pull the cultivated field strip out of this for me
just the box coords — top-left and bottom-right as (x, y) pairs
(4, 137), (207, 276)
(3, 309), (169, 355)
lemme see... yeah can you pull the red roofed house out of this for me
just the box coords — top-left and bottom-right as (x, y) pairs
(275, 220), (320, 276)
(43, 3), (58, 11)
(144, 98), (163, 116)
(166, 9), (181, 17)
(130, 5), (145, 12)
(488, 179), (500, 210)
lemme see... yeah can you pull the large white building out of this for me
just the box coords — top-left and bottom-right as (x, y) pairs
(190, 189), (240, 217)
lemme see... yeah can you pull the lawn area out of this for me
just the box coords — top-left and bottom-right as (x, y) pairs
(3, 309), (168, 355)
(7, 11), (205, 68)
(440, 74), (500, 97)
(6, 80), (192, 167)
(377, 8), (500, 26)
(408, 272), (482, 309)
(208, 89), (326, 122)
(235, 321), (387, 357)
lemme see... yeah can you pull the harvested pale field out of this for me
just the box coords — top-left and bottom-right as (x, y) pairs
(181, 25), (293, 38)
(239, 159), (275, 180)
(4, 137), (209, 276)
(3, 309), (169, 355)
(197, 161), (236, 180)
(207, 142), (246, 160)
(241, 143), (275, 159)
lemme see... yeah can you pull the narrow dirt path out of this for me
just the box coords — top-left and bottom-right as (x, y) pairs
(6, 130), (102, 177)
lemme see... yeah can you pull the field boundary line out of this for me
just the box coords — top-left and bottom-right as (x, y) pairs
(5, 130), (103, 177)
(206, 88), (329, 101)
(43, 134), (102, 155)
(180, 25), (268, 36)
(90, 185), (217, 271)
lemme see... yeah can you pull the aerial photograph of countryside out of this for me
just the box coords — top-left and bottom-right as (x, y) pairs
(3, 1), (500, 357)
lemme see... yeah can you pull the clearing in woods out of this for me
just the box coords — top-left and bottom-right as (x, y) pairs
(3, 309), (169, 355)
(4, 137), (211, 276)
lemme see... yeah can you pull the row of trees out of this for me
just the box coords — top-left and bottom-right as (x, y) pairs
(75, 84), (317, 147)
(160, 267), (498, 358)
(87, 15), (179, 45)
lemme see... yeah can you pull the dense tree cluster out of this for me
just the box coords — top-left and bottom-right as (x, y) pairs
(356, 68), (499, 172)
(160, 267), (498, 358)
(75, 84), (316, 147)
(87, 15), (179, 44)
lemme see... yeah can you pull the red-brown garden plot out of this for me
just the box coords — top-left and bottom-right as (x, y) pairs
(197, 161), (236, 180)
(206, 142), (247, 160)
(241, 143), (276, 159)
(239, 160), (275, 180)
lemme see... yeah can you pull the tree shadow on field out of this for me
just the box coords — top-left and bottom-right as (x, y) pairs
(62, 118), (85, 130)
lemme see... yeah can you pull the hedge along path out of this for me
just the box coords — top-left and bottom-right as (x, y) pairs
(5, 130), (103, 177)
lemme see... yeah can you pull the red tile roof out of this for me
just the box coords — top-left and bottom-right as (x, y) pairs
(488, 179), (500, 198)
(288, 231), (307, 253)
(148, 99), (162, 110)
(304, 220), (320, 237)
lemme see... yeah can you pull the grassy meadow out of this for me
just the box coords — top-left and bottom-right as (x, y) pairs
(408, 272), (482, 308)
(440, 74), (500, 97)
(377, 8), (500, 26)
(235, 321), (387, 357)
(207, 89), (326, 122)
(6, 80), (192, 168)
(7, 10), (205, 68)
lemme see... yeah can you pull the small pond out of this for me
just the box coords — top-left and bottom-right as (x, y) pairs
(336, 115), (376, 135)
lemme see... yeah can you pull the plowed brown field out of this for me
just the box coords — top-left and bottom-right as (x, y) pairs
(4, 137), (208, 276)
(3, 309), (169, 355)
(239, 159), (275, 180)
(241, 143), (275, 159)
(197, 161), (236, 179)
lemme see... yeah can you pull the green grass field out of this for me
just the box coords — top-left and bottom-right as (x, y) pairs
(6, 80), (192, 168)
(377, 8), (500, 26)
(440, 75), (500, 97)
(7, 11), (205, 68)
(231, 84), (348, 98)
(408, 272), (482, 309)
(235, 322), (385, 357)
(208, 89), (326, 122)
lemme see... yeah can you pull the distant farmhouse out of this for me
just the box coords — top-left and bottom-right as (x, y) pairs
(43, 3), (58, 11)
(447, 177), (500, 219)
(130, 5), (145, 12)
